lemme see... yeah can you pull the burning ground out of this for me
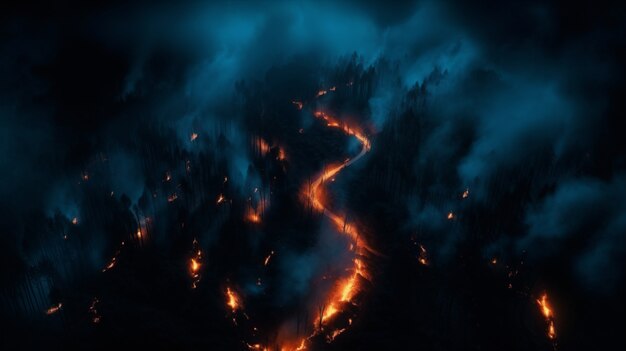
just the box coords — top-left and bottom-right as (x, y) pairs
(1, 1), (626, 350)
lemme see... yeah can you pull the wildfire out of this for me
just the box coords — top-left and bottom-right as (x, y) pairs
(447, 212), (455, 220)
(257, 137), (270, 156)
(536, 293), (557, 340)
(165, 171), (172, 182)
(418, 244), (428, 266)
(190, 239), (202, 288)
(226, 287), (240, 312)
(292, 100), (303, 110)
(264, 251), (275, 266)
(491, 258), (497, 265)
(190, 132), (198, 141)
(462, 188), (470, 198)
(217, 194), (225, 205)
(72, 217), (78, 225)
(136, 228), (142, 239)
(316, 89), (327, 97)
(46, 302), (62, 315)
(82, 172), (89, 181)
(102, 242), (124, 272)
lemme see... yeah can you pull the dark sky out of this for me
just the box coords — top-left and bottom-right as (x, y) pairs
(1, 1), (625, 350)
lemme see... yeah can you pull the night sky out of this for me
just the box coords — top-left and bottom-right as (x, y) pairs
(1, 1), (625, 350)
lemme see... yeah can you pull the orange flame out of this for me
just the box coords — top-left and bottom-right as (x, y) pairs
(190, 239), (202, 288)
(46, 302), (62, 315)
(226, 287), (240, 312)
(536, 293), (557, 340)
(447, 212), (454, 220)
(217, 194), (225, 205)
(292, 100), (303, 110)
(72, 217), (78, 225)
(264, 251), (275, 266)
(167, 193), (178, 202)
(462, 188), (469, 198)
(190, 132), (198, 141)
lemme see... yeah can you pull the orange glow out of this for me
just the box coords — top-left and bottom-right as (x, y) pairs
(167, 193), (178, 202)
(264, 251), (274, 266)
(329, 86), (336, 91)
(72, 217), (78, 225)
(165, 171), (171, 182)
(536, 293), (557, 340)
(226, 287), (240, 312)
(257, 137), (270, 156)
(462, 188), (469, 198)
(491, 258), (497, 265)
(277, 147), (287, 161)
(190, 132), (198, 141)
(136, 229), (142, 239)
(447, 212), (454, 220)
(217, 194), (225, 205)
(418, 244), (428, 266)
(82, 172), (89, 181)
(190, 239), (202, 288)
(46, 302), (62, 315)
(316, 89), (327, 97)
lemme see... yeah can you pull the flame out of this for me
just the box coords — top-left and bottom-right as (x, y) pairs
(264, 251), (275, 266)
(536, 293), (557, 340)
(190, 239), (202, 288)
(292, 100), (303, 110)
(136, 228), (142, 239)
(447, 212), (454, 220)
(46, 302), (62, 315)
(462, 188), (469, 198)
(418, 244), (428, 265)
(82, 172), (89, 181)
(316, 89), (327, 97)
(72, 217), (78, 225)
(257, 137), (270, 156)
(165, 171), (172, 182)
(190, 132), (198, 141)
(102, 242), (124, 272)
(491, 258), (497, 265)
(217, 194), (225, 205)
(226, 287), (240, 312)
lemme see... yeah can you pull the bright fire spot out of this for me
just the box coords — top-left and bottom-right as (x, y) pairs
(317, 89), (327, 97)
(264, 251), (275, 266)
(217, 194), (225, 205)
(167, 193), (178, 202)
(190, 239), (202, 288)
(102, 242), (124, 272)
(536, 293), (557, 340)
(256, 137), (270, 156)
(46, 302), (62, 315)
(292, 100), (303, 110)
(165, 171), (171, 182)
(418, 244), (428, 266)
(136, 229), (142, 239)
(82, 172), (89, 181)
(447, 212), (455, 220)
(190, 132), (198, 141)
(491, 258), (497, 265)
(72, 217), (78, 225)
(462, 188), (470, 198)
(277, 147), (287, 161)
(226, 287), (240, 312)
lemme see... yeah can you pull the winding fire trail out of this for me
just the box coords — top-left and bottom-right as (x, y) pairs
(279, 107), (374, 350)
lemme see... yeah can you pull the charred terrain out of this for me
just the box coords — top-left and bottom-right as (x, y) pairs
(1, 1), (626, 350)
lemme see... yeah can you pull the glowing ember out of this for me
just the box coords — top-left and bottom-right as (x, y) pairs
(46, 302), (62, 315)
(447, 212), (455, 220)
(329, 86), (336, 91)
(316, 89), (327, 97)
(190, 132), (198, 141)
(226, 287), (240, 312)
(264, 251), (275, 266)
(462, 188), (470, 198)
(257, 137), (270, 156)
(189, 239), (203, 288)
(217, 194), (225, 205)
(418, 244), (428, 266)
(536, 293), (557, 340)
(491, 258), (497, 265)
(82, 172), (89, 181)
(136, 228), (142, 239)
(292, 100), (303, 110)
(72, 217), (78, 225)
(102, 242), (124, 272)
(167, 193), (178, 202)
(89, 298), (101, 323)
(165, 171), (172, 182)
